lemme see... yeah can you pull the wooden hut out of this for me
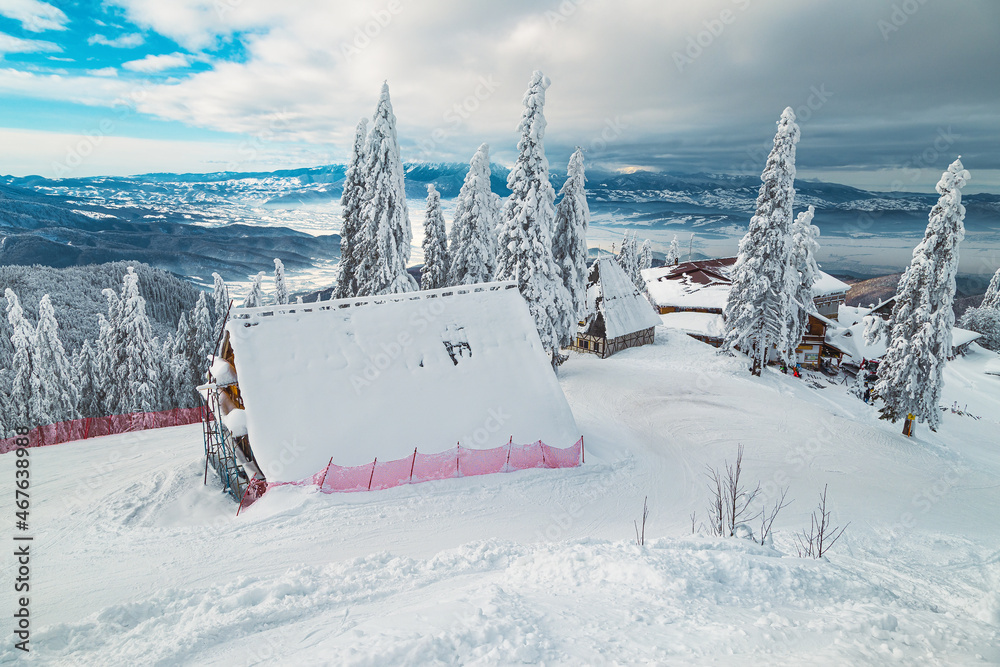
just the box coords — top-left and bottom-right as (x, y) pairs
(569, 256), (661, 358)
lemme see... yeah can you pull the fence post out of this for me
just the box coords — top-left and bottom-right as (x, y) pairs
(456, 442), (460, 478)
(581, 436), (585, 464)
(368, 457), (377, 491)
(539, 440), (546, 468)
(409, 448), (417, 483)
(504, 437), (512, 473)
(318, 457), (333, 490)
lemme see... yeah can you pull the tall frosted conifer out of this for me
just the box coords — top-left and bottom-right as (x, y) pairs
(875, 159), (970, 432)
(420, 184), (450, 290)
(495, 71), (573, 359)
(334, 118), (369, 299)
(450, 144), (498, 285)
(722, 107), (801, 375)
(552, 148), (590, 318)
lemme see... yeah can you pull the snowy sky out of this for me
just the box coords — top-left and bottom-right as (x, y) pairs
(0, 0), (998, 191)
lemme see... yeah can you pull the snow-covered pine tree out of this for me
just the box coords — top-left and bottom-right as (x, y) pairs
(552, 147), (590, 318)
(212, 272), (230, 322)
(640, 240), (653, 272)
(875, 159), (970, 432)
(5, 289), (36, 425)
(74, 339), (102, 419)
(191, 291), (214, 372)
(616, 231), (636, 281)
(959, 306), (1000, 350)
(982, 267), (1000, 309)
(334, 118), (369, 299)
(688, 233), (696, 261)
(273, 258), (289, 305)
(785, 205), (821, 361)
(117, 267), (161, 414)
(722, 107), (801, 375)
(96, 289), (123, 414)
(666, 235), (681, 266)
(450, 144), (499, 286)
(356, 83), (416, 295)
(244, 272), (265, 308)
(420, 184), (450, 290)
(33, 294), (80, 423)
(495, 71), (574, 360)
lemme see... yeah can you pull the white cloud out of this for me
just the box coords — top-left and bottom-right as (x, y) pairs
(88, 33), (145, 48)
(0, 127), (254, 177)
(87, 67), (119, 77)
(0, 0), (68, 32)
(121, 52), (190, 73)
(0, 30), (60, 54)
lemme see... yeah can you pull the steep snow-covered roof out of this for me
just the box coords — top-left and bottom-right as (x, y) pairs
(586, 257), (661, 339)
(226, 282), (580, 479)
(812, 272), (850, 296)
(952, 327), (982, 348)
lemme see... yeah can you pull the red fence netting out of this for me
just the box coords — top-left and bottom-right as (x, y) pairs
(272, 437), (584, 495)
(0, 407), (206, 454)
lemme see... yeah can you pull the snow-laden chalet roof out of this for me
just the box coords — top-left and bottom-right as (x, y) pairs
(584, 257), (661, 339)
(643, 256), (847, 311)
(826, 304), (983, 363)
(226, 282), (580, 479)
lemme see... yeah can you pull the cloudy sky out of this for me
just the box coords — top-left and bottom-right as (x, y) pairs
(0, 0), (997, 192)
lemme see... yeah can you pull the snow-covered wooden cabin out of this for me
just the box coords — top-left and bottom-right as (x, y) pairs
(568, 256), (661, 358)
(209, 282), (580, 483)
(641, 257), (851, 367)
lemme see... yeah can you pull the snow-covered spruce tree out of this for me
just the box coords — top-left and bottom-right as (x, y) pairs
(273, 258), (289, 305)
(722, 107), (801, 375)
(212, 272), (230, 322)
(420, 184), (450, 290)
(33, 294), (80, 423)
(640, 239), (653, 272)
(190, 291), (214, 370)
(356, 83), (416, 295)
(785, 205), (821, 361)
(982, 267), (1000, 309)
(117, 267), (162, 414)
(495, 71), (574, 361)
(450, 144), (499, 286)
(552, 147), (590, 318)
(334, 118), (369, 299)
(874, 159), (971, 433)
(74, 339), (102, 419)
(96, 289), (122, 415)
(5, 289), (36, 425)
(959, 306), (1000, 351)
(666, 234), (681, 266)
(616, 232), (636, 282)
(244, 272), (265, 308)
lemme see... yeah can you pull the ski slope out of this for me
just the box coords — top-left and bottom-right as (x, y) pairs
(2, 329), (998, 665)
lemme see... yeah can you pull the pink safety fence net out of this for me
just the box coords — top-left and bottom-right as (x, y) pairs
(273, 437), (584, 494)
(0, 407), (206, 454)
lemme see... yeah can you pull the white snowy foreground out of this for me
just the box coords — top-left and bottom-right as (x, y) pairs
(2, 330), (999, 665)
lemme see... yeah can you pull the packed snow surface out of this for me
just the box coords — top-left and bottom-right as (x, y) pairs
(226, 282), (579, 476)
(2, 329), (999, 665)
(659, 311), (725, 339)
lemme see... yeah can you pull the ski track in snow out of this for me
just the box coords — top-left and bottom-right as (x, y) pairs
(1, 330), (999, 665)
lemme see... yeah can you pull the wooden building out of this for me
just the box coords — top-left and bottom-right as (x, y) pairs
(641, 256), (851, 369)
(569, 256), (661, 358)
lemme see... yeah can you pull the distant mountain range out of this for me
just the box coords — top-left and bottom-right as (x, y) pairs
(1, 164), (997, 288)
